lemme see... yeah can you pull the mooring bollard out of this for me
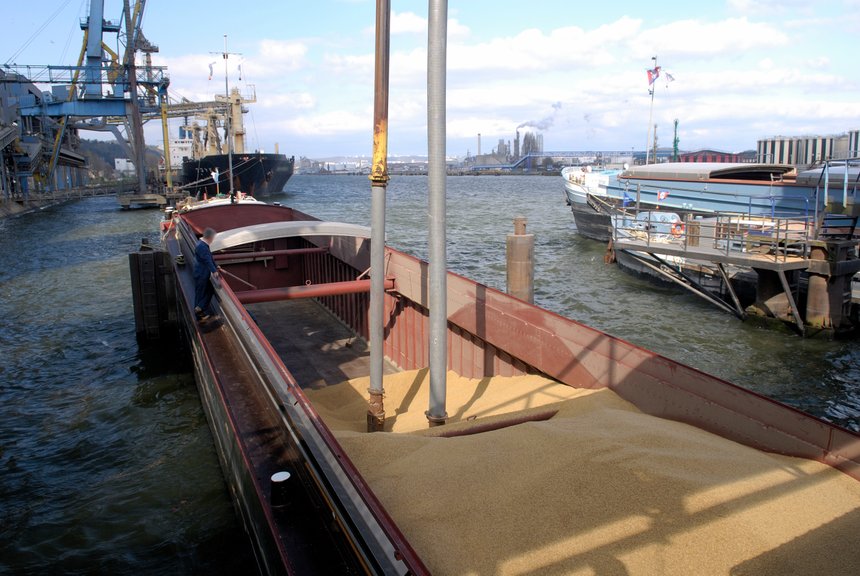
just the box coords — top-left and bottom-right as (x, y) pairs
(506, 217), (535, 303)
(271, 470), (291, 507)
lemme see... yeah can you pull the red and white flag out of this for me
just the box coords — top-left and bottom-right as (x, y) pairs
(647, 66), (661, 85)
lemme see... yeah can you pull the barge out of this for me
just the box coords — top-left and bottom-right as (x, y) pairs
(129, 3), (860, 573)
(142, 199), (860, 574)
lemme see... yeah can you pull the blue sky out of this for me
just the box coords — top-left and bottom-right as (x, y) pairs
(4, 0), (859, 158)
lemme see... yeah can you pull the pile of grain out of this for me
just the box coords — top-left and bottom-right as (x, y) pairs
(305, 370), (860, 575)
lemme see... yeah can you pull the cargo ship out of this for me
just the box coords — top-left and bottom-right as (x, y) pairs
(129, 6), (860, 573)
(135, 198), (860, 575)
(178, 87), (293, 198)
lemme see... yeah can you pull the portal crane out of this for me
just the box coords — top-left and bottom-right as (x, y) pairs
(8, 0), (168, 197)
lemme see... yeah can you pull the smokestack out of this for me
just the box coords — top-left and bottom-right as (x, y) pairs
(514, 130), (520, 159)
(477, 133), (481, 157)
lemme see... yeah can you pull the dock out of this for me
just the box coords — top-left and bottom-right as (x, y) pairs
(612, 212), (860, 334)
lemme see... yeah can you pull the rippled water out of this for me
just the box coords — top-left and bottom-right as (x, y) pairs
(0, 199), (253, 574)
(0, 175), (857, 573)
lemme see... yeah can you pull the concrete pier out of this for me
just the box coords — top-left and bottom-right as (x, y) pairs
(805, 240), (860, 333)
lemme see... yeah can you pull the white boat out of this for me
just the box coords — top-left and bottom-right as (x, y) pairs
(561, 166), (621, 241)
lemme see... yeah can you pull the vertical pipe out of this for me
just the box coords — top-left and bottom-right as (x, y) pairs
(160, 98), (173, 192)
(821, 160), (830, 236)
(426, 0), (448, 427)
(367, 0), (390, 433)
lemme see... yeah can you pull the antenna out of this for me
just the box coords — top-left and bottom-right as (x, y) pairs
(211, 35), (242, 202)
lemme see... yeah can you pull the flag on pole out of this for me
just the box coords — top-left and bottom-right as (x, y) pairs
(208, 62), (216, 80)
(647, 66), (661, 85)
(665, 71), (675, 82)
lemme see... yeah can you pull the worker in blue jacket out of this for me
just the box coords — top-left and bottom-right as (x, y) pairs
(194, 227), (220, 321)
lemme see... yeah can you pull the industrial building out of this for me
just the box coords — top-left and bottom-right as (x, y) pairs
(757, 130), (860, 167)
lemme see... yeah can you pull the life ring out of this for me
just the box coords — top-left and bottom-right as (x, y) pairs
(671, 222), (685, 238)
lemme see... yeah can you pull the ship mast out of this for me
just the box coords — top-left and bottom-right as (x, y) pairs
(222, 34), (236, 202)
(645, 56), (656, 165)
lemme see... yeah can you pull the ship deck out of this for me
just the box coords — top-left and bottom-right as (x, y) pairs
(246, 299), (399, 389)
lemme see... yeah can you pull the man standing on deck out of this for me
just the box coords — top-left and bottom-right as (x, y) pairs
(194, 228), (221, 322)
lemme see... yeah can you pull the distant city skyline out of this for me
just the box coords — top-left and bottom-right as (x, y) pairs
(5, 0), (859, 159)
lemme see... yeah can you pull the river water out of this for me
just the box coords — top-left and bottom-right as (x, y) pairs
(1, 174), (857, 573)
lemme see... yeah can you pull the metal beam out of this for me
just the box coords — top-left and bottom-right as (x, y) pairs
(777, 269), (805, 335)
(235, 278), (394, 304)
(18, 99), (129, 117)
(84, 0), (106, 98)
(213, 247), (329, 261)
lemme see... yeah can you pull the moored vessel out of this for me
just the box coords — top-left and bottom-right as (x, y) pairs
(177, 87), (294, 198)
(137, 198), (860, 574)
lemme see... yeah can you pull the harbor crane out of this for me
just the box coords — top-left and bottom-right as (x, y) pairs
(4, 0), (167, 202)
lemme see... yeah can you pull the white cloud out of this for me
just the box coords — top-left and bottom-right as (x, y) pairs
(726, 0), (813, 16)
(630, 17), (788, 59)
(256, 40), (308, 73)
(392, 11), (426, 34)
(258, 92), (316, 110)
(283, 108), (370, 136)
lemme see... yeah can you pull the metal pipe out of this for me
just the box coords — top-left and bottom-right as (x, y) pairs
(368, 0), (391, 433)
(235, 278), (393, 304)
(213, 247), (328, 261)
(426, 0), (448, 427)
(433, 410), (558, 438)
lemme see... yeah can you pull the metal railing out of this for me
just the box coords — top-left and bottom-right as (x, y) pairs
(613, 207), (815, 264)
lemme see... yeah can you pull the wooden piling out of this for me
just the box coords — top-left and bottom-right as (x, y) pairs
(506, 217), (535, 304)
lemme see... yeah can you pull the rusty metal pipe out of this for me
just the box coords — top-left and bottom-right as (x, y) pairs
(433, 410), (558, 438)
(236, 278), (394, 304)
(213, 247), (329, 261)
(368, 0), (391, 432)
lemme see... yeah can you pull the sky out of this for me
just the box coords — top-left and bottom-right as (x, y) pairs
(3, 0), (859, 159)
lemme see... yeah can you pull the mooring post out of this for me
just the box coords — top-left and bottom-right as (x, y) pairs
(506, 217), (535, 303)
(805, 239), (860, 333)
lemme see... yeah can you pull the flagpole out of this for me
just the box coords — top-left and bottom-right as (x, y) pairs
(645, 55), (656, 165)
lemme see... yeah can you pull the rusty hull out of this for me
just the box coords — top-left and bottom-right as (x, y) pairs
(169, 201), (859, 575)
